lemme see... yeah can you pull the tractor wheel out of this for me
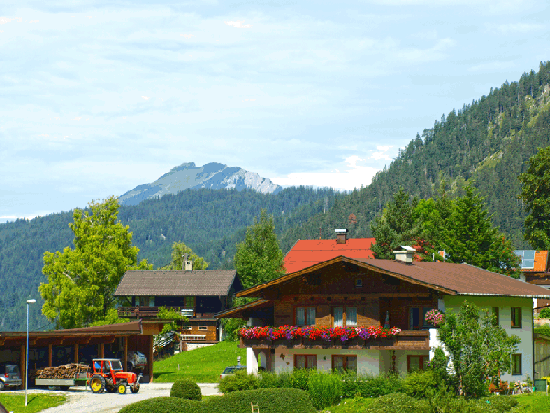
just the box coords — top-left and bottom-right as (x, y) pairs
(130, 382), (140, 393)
(118, 382), (127, 394)
(90, 375), (106, 393)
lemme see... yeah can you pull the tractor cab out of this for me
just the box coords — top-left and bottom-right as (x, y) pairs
(90, 358), (141, 394)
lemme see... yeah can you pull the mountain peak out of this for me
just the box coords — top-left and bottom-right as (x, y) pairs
(119, 162), (282, 206)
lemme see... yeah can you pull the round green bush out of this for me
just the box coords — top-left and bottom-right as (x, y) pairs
(119, 397), (201, 413)
(218, 370), (259, 393)
(403, 370), (444, 399)
(170, 378), (203, 401)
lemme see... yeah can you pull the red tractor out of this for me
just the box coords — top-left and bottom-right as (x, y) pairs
(89, 358), (141, 394)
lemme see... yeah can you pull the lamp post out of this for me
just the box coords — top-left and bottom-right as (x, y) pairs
(25, 299), (36, 407)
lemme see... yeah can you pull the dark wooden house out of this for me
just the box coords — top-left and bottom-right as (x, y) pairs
(115, 269), (242, 349)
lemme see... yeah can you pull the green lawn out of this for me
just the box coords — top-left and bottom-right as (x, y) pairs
(154, 341), (246, 383)
(513, 392), (550, 412)
(0, 394), (66, 413)
(321, 397), (375, 413)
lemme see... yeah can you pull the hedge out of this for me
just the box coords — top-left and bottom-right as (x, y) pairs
(119, 388), (315, 413)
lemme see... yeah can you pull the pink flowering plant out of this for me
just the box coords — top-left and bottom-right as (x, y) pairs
(425, 309), (445, 327)
(239, 325), (401, 342)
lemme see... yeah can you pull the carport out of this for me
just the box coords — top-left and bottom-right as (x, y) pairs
(0, 320), (165, 387)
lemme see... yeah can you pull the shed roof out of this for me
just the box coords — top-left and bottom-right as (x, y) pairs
(284, 238), (375, 273)
(239, 256), (550, 298)
(114, 270), (238, 296)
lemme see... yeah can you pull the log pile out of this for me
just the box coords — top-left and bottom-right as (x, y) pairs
(34, 363), (90, 379)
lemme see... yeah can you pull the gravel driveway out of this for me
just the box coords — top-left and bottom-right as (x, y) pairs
(4, 383), (221, 413)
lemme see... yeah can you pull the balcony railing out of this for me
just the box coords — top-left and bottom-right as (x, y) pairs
(117, 307), (217, 319)
(239, 329), (429, 351)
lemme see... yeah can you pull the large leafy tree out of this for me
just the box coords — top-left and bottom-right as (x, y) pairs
(39, 197), (151, 329)
(519, 146), (550, 250)
(234, 209), (285, 289)
(161, 241), (208, 270)
(371, 188), (421, 259)
(438, 301), (520, 397)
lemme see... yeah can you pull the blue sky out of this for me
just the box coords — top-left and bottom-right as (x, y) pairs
(1, 0), (549, 222)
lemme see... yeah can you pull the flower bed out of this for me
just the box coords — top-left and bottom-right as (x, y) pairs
(239, 325), (401, 342)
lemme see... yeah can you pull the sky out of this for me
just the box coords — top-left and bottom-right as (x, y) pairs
(1, 0), (549, 223)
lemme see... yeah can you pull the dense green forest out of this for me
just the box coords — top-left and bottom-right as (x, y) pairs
(0, 187), (340, 331)
(279, 61), (550, 252)
(1, 61), (549, 331)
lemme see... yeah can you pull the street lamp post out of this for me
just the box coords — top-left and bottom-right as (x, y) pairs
(26, 299), (36, 407)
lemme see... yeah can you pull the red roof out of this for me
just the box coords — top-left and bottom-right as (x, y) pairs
(284, 238), (375, 273)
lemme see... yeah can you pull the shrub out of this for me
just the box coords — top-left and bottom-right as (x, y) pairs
(119, 397), (201, 413)
(364, 392), (431, 413)
(206, 388), (316, 413)
(539, 307), (550, 318)
(257, 371), (282, 388)
(218, 370), (259, 393)
(307, 371), (342, 410)
(290, 368), (311, 391)
(357, 373), (403, 398)
(170, 379), (202, 401)
(403, 370), (444, 399)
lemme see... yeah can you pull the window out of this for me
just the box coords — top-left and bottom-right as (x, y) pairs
(409, 307), (432, 330)
(407, 355), (429, 372)
(333, 307), (357, 327)
(294, 355), (317, 369)
(511, 307), (522, 328)
(355, 279), (363, 288)
(296, 307), (316, 326)
(492, 307), (499, 326)
(512, 354), (522, 375)
(332, 355), (357, 372)
(136, 296), (154, 307)
(184, 296), (194, 309)
(198, 326), (208, 330)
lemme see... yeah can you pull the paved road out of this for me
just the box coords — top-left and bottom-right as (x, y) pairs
(3, 383), (221, 413)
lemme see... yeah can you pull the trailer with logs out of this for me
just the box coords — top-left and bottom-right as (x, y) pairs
(33, 363), (90, 390)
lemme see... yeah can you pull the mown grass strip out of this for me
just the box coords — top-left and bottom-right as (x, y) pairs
(0, 394), (66, 413)
(154, 341), (246, 383)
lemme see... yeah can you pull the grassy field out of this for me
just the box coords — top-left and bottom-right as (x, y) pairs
(0, 394), (66, 413)
(513, 392), (550, 412)
(154, 341), (246, 383)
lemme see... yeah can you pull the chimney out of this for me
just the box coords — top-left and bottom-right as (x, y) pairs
(335, 229), (348, 244)
(393, 246), (415, 264)
(182, 253), (193, 271)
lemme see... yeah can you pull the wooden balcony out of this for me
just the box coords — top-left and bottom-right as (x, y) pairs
(240, 330), (429, 351)
(117, 307), (217, 320)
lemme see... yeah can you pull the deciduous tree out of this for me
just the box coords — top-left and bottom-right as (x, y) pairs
(162, 241), (208, 270)
(234, 209), (285, 288)
(39, 197), (151, 329)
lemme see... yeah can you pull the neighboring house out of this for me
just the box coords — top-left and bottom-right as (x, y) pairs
(218, 250), (550, 382)
(284, 229), (375, 273)
(115, 264), (242, 350)
(515, 250), (550, 311)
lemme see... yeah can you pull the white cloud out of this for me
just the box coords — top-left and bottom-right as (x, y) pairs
(225, 20), (252, 28)
(271, 156), (379, 190)
(73, 116), (82, 120)
(37, 133), (50, 137)
(141, 96), (150, 100)
(370, 145), (393, 161)
(487, 22), (544, 34)
(29, 20), (39, 23)
(0, 17), (22, 24)
(181, 34), (194, 39)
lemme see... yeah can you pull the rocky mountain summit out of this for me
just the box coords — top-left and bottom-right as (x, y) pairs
(118, 162), (282, 206)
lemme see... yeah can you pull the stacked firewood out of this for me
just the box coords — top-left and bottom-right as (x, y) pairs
(35, 363), (90, 379)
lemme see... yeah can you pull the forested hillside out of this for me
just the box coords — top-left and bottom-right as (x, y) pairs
(0, 186), (341, 331)
(279, 62), (550, 253)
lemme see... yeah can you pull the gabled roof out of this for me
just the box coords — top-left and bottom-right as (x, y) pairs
(284, 238), (375, 273)
(114, 270), (239, 297)
(238, 256), (550, 298)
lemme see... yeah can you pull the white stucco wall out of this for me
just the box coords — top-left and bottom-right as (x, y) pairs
(271, 348), (380, 375)
(443, 296), (534, 382)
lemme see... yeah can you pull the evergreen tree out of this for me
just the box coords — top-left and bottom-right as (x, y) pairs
(519, 146), (550, 250)
(234, 209), (285, 288)
(443, 185), (519, 275)
(39, 197), (151, 329)
(370, 189), (420, 259)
